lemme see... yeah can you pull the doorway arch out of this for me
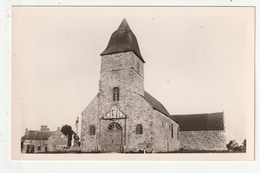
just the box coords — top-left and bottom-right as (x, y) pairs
(106, 122), (122, 152)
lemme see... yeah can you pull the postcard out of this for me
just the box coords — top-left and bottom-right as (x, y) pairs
(11, 6), (254, 161)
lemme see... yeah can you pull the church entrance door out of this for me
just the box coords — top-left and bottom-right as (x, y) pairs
(106, 122), (122, 153)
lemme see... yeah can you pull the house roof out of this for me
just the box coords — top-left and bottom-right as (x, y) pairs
(142, 91), (176, 122)
(23, 130), (55, 140)
(171, 112), (224, 131)
(100, 19), (145, 63)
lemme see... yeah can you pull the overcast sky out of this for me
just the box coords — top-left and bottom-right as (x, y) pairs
(12, 7), (254, 143)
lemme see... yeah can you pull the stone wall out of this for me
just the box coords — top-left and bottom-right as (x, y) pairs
(179, 130), (226, 151)
(152, 111), (180, 152)
(123, 100), (180, 153)
(47, 130), (68, 152)
(81, 51), (180, 153)
(123, 93), (156, 153)
(100, 52), (144, 96)
(22, 140), (48, 153)
(81, 89), (180, 153)
(81, 95), (99, 152)
(81, 93), (179, 152)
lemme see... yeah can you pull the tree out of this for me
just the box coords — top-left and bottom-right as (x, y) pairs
(61, 125), (76, 147)
(242, 139), (246, 152)
(226, 140), (239, 152)
(226, 140), (245, 152)
(243, 139), (246, 147)
(21, 136), (25, 151)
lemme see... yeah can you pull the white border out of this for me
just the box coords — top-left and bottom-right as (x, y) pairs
(1, 0), (259, 173)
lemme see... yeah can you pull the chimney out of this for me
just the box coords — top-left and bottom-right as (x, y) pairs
(40, 125), (49, 132)
(25, 128), (28, 133)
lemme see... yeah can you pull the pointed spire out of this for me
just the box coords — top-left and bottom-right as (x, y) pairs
(101, 19), (145, 63)
(118, 18), (130, 30)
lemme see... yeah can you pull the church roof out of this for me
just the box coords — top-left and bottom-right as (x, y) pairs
(23, 130), (55, 140)
(101, 19), (145, 63)
(171, 112), (224, 131)
(143, 91), (176, 122)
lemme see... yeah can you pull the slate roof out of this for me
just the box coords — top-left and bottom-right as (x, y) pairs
(23, 130), (55, 140)
(171, 112), (224, 131)
(142, 91), (176, 122)
(101, 19), (145, 63)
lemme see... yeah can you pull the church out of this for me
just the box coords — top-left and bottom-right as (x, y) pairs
(80, 19), (180, 153)
(80, 19), (226, 153)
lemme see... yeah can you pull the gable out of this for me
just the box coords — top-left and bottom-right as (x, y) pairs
(50, 130), (67, 138)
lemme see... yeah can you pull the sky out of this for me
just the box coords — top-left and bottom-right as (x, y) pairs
(12, 7), (254, 144)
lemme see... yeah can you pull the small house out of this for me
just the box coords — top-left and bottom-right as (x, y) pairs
(22, 125), (68, 153)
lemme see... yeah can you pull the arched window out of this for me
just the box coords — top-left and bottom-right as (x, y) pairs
(89, 125), (95, 135)
(113, 87), (119, 101)
(136, 124), (143, 134)
(108, 122), (122, 130)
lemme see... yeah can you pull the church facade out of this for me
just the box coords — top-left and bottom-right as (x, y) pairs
(80, 19), (180, 153)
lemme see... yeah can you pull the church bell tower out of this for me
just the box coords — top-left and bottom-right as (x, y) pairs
(81, 19), (180, 153)
(99, 19), (145, 99)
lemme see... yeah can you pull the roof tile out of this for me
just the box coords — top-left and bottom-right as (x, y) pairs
(171, 112), (224, 131)
(23, 131), (55, 140)
(142, 91), (177, 122)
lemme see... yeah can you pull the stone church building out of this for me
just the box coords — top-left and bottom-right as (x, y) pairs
(81, 19), (226, 153)
(81, 19), (180, 153)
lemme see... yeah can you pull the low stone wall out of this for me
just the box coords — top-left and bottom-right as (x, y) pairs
(179, 130), (226, 151)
